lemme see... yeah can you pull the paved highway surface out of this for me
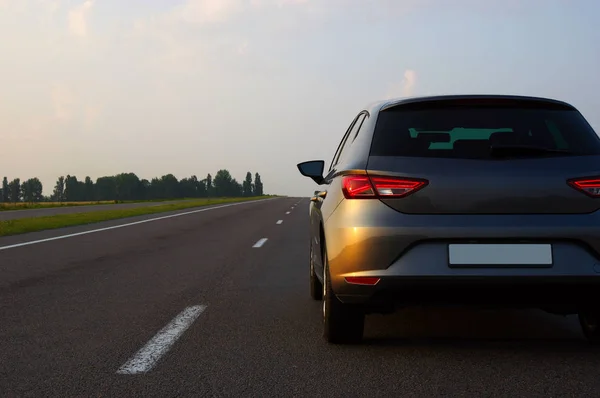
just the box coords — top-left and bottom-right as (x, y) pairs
(0, 199), (199, 221)
(1, 197), (600, 397)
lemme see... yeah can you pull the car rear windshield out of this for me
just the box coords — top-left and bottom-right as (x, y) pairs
(370, 104), (600, 159)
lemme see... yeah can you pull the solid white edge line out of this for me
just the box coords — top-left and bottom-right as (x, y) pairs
(0, 198), (277, 251)
(276, 220), (283, 224)
(253, 238), (268, 248)
(117, 305), (207, 375)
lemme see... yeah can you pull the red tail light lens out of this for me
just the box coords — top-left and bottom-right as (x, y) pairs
(342, 175), (428, 199)
(568, 177), (600, 197)
(342, 176), (375, 198)
(345, 276), (381, 286)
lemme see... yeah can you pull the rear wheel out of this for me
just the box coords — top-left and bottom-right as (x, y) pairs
(322, 247), (365, 344)
(579, 310), (600, 344)
(309, 242), (323, 300)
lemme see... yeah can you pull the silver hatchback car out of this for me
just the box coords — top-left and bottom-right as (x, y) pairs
(297, 94), (600, 344)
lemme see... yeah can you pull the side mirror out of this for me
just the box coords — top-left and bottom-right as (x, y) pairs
(297, 160), (325, 185)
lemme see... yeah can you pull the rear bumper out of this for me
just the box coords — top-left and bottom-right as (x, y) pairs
(324, 199), (600, 307)
(337, 276), (600, 312)
(336, 245), (600, 308)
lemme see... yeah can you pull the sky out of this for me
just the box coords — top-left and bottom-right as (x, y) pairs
(1, 0), (600, 196)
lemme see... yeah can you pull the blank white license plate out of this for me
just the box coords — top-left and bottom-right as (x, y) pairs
(448, 244), (552, 266)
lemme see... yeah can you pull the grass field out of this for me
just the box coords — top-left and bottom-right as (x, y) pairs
(0, 201), (116, 211)
(0, 198), (204, 211)
(0, 197), (268, 237)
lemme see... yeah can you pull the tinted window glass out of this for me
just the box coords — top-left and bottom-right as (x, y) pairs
(336, 114), (365, 163)
(370, 107), (600, 159)
(329, 121), (354, 171)
(331, 113), (365, 169)
(351, 113), (367, 141)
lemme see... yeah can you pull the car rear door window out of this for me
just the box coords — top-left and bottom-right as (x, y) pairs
(336, 113), (366, 164)
(330, 113), (366, 170)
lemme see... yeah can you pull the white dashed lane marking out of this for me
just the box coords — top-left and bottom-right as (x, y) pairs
(253, 238), (268, 248)
(117, 305), (207, 375)
(276, 220), (283, 225)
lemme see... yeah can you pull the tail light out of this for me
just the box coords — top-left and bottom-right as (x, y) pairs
(342, 175), (428, 199)
(345, 276), (381, 286)
(568, 177), (600, 197)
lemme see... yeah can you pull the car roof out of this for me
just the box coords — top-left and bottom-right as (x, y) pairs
(366, 94), (575, 114)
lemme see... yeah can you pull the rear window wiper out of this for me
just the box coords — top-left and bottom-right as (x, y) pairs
(489, 144), (575, 157)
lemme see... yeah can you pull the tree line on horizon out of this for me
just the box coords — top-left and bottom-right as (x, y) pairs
(0, 169), (264, 203)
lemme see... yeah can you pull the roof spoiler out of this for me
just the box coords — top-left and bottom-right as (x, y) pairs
(380, 95), (576, 112)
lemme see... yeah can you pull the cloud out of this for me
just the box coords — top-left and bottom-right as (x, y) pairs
(51, 83), (102, 131)
(401, 69), (417, 96)
(385, 69), (418, 99)
(171, 0), (243, 24)
(273, 0), (309, 7)
(237, 40), (250, 55)
(40, 0), (60, 14)
(51, 83), (76, 122)
(0, 0), (29, 12)
(84, 105), (102, 129)
(132, 0), (312, 42)
(127, 0), (259, 74)
(250, 0), (310, 9)
(68, 0), (94, 37)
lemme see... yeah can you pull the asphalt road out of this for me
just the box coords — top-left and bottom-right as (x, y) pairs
(0, 199), (199, 221)
(1, 196), (600, 397)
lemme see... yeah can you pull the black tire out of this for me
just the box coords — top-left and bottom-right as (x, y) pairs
(579, 310), (600, 344)
(323, 249), (365, 344)
(310, 242), (323, 301)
